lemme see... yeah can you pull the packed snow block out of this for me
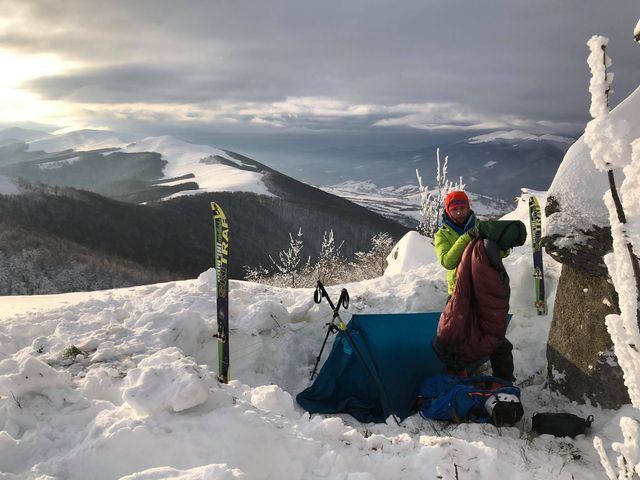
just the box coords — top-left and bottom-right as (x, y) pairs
(297, 312), (510, 423)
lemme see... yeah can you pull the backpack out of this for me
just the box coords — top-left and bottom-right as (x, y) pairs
(418, 374), (524, 426)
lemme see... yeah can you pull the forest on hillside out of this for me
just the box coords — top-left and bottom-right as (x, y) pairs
(0, 183), (407, 294)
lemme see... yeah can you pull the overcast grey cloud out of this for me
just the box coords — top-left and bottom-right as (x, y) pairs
(2, 0), (639, 136)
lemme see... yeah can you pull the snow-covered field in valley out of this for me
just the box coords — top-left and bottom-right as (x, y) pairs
(0, 192), (626, 480)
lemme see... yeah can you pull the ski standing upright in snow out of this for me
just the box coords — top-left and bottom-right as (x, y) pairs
(211, 202), (230, 383)
(528, 196), (547, 315)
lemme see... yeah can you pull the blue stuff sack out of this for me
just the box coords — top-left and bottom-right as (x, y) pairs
(418, 374), (523, 426)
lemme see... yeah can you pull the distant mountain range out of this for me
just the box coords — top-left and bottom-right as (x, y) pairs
(0, 127), (410, 294)
(238, 129), (574, 203)
(0, 126), (572, 215)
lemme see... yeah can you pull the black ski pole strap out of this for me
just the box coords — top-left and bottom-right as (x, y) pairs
(315, 280), (337, 311)
(338, 288), (349, 310)
(314, 282), (323, 304)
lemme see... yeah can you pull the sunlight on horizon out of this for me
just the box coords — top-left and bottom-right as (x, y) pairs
(0, 49), (79, 126)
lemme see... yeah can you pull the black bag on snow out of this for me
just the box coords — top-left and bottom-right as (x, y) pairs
(531, 412), (594, 438)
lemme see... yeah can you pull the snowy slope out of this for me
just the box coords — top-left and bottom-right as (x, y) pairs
(123, 136), (273, 198)
(27, 129), (138, 153)
(0, 127), (52, 144)
(547, 84), (640, 236)
(0, 194), (624, 480)
(13, 130), (273, 199)
(22, 131), (273, 199)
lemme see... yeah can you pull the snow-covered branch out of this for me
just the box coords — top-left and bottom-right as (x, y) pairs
(586, 30), (640, 480)
(268, 229), (309, 288)
(416, 148), (465, 238)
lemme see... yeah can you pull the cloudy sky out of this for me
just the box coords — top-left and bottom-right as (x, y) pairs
(1, 0), (639, 139)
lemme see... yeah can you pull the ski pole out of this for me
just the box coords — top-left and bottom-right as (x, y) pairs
(309, 281), (349, 380)
(310, 281), (400, 425)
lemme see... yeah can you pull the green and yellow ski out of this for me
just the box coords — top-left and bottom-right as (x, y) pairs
(528, 196), (547, 315)
(211, 202), (230, 383)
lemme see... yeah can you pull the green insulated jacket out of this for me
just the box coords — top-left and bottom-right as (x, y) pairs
(434, 224), (474, 295)
(435, 219), (516, 294)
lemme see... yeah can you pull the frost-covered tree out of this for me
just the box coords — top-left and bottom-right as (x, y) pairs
(416, 148), (465, 238)
(585, 32), (640, 480)
(314, 229), (345, 284)
(243, 230), (395, 287)
(268, 229), (309, 288)
(243, 265), (271, 284)
(350, 232), (395, 280)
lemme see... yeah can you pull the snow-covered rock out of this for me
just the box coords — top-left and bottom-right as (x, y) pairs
(546, 85), (640, 244)
(384, 231), (438, 276)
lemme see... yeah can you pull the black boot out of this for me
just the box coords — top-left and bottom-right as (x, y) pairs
(490, 338), (515, 382)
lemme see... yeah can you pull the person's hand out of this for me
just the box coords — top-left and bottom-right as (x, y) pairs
(467, 225), (479, 239)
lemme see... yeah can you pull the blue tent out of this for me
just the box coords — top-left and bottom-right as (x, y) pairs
(297, 312), (509, 423)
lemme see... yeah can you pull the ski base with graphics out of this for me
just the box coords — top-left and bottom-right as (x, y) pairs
(528, 195), (547, 315)
(211, 202), (230, 383)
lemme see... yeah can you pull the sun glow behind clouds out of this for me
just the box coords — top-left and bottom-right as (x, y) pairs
(0, 50), (76, 123)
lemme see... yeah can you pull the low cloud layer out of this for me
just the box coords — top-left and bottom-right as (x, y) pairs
(2, 0), (639, 135)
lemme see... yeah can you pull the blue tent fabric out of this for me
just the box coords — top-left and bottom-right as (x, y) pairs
(296, 312), (512, 423)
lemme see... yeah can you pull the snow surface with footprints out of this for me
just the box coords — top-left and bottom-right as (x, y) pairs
(0, 193), (629, 479)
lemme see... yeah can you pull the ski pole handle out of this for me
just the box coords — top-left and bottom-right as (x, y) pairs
(314, 282), (323, 304)
(314, 280), (337, 311)
(338, 288), (349, 310)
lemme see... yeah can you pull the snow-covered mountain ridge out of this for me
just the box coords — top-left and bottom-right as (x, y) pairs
(467, 130), (575, 144)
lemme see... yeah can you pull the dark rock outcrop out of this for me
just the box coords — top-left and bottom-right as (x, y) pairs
(544, 195), (630, 408)
(546, 263), (629, 408)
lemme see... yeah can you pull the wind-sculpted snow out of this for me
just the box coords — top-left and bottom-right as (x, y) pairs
(0, 203), (622, 478)
(547, 85), (640, 238)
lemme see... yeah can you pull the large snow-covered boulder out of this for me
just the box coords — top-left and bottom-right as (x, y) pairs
(545, 85), (640, 275)
(542, 85), (640, 408)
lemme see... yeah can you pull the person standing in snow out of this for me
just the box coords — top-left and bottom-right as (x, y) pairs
(433, 191), (515, 382)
